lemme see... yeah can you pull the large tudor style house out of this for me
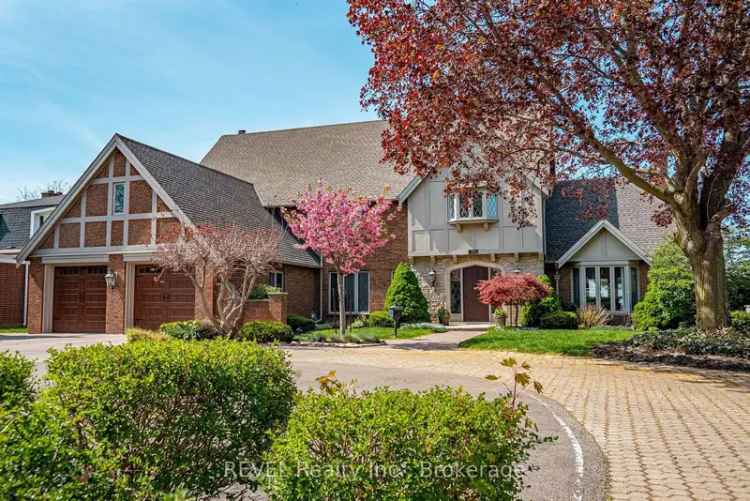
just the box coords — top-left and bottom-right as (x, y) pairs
(2, 120), (670, 333)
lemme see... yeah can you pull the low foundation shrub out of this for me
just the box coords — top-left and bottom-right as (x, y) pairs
(540, 311), (578, 329)
(160, 320), (219, 340)
(521, 295), (562, 327)
(239, 320), (294, 343)
(0, 351), (34, 410)
(262, 386), (545, 500)
(0, 340), (296, 498)
(287, 314), (316, 333)
(364, 310), (393, 327)
(126, 327), (169, 343)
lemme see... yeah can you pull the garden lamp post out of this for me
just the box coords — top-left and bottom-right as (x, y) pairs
(389, 304), (402, 338)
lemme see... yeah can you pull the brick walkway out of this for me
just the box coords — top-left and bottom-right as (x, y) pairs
(286, 333), (750, 501)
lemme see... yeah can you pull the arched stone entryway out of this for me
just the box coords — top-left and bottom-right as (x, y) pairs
(444, 261), (505, 322)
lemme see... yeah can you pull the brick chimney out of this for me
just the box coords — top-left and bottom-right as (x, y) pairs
(41, 190), (62, 198)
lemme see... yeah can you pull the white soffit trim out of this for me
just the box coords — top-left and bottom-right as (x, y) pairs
(0, 254), (17, 264)
(16, 136), (119, 264)
(556, 220), (651, 268)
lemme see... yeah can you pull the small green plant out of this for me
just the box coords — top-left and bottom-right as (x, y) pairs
(160, 320), (219, 340)
(435, 304), (451, 325)
(485, 357), (544, 411)
(126, 327), (169, 343)
(364, 310), (394, 327)
(540, 311), (578, 329)
(0, 351), (35, 411)
(730, 311), (750, 333)
(577, 305), (612, 329)
(287, 314), (316, 333)
(384, 263), (431, 322)
(494, 307), (508, 327)
(239, 320), (294, 343)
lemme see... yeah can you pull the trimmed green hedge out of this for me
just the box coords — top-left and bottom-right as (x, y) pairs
(262, 386), (546, 500)
(287, 314), (316, 333)
(239, 320), (294, 343)
(540, 311), (578, 329)
(0, 340), (296, 499)
(0, 351), (34, 411)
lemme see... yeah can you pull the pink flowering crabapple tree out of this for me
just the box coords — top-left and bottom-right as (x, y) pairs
(285, 183), (397, 335)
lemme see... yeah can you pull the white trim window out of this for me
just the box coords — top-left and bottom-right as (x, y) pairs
(571, 264), (640, 313)
(329, 271), (370, 314)
(29, 208), (55, 236)
(447, 191), (498, 222)
(112, 182), (126, 215)
(268, 271), (284, 290)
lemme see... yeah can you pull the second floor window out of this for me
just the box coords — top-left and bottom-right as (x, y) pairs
(447, 191), (498, 221)
(113, 182), (126, 214)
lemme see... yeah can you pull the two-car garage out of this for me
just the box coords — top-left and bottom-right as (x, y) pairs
(50, 265), (195, 333)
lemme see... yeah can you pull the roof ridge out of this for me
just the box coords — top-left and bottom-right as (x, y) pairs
(115, 133), (261, 189)
(221, 119), (385, 138)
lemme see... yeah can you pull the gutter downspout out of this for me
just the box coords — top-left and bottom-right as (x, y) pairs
(23, 262), (29, 326)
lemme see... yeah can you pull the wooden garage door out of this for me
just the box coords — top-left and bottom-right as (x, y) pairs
(53, 266), (107, 333)
(134, 265), (195, 331)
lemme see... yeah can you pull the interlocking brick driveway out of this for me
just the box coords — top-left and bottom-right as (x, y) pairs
(286, 331), (750, 501)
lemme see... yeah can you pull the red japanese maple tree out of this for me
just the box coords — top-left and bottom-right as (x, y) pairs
(477, 273), (550, 326)
(348, 1), (749, 329)
(284, 183), (396, 334)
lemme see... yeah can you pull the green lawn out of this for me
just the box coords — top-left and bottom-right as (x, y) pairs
(0, 326), (27, 334)
(295, 326), (444, 344)
(458, 327), (635, 356)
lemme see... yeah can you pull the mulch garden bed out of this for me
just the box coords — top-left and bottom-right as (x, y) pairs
(592, 343), (750, 372)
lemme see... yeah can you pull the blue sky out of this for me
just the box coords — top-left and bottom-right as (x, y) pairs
(0, 0), (377, 203)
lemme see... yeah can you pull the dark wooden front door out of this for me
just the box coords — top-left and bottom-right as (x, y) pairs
(462, 266), (489, 322)
(134, 265), (195, 331)
(53, 266), (107, 333)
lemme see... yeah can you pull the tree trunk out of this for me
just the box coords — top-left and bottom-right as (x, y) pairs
(676, 225), (730, 330)
(338, 272), (347, 336)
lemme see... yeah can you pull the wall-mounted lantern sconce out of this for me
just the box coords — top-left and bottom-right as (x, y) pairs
(104, 269), (117, 289)
(427, 269), (437, 287)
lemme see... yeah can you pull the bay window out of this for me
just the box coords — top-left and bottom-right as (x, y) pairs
(571, 264), (640, 313)
(330, 271), (370, 314)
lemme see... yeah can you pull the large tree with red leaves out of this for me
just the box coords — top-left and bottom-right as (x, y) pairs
(348, 0), (749, 329)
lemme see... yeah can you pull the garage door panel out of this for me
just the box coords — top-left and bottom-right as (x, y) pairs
(134, 266), (195, 331)
(53, 266), (107, 333)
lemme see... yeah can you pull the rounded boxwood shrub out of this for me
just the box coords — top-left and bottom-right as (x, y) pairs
(262, 387), (545, 500)
(521, 295), (562, 327)
(632, 240), (695, 331)
(0, 351), (35, 410)
(540, 311), (578, 329)
(0, 340), (296, 498)
(160, 320), (219, 340)
(287, 314), (316, 333)
(364, 309), (394, 327)
(239, 320), (294, 343)
(384, 263), (431, 323)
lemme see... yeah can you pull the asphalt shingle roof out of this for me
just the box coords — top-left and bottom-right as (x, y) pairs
(545, 179), (673, 262)
(200, 120), (413, 206)
(0, 196), (63, 251)
(118, 135), (319, 268)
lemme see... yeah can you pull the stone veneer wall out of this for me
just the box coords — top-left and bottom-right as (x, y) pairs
(410, 254), (544, 319)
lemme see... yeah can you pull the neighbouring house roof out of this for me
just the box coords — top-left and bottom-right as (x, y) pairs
(201, 120), (413, 206)
(0, 196), (62, 251)
(545, 179), (672, 263)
